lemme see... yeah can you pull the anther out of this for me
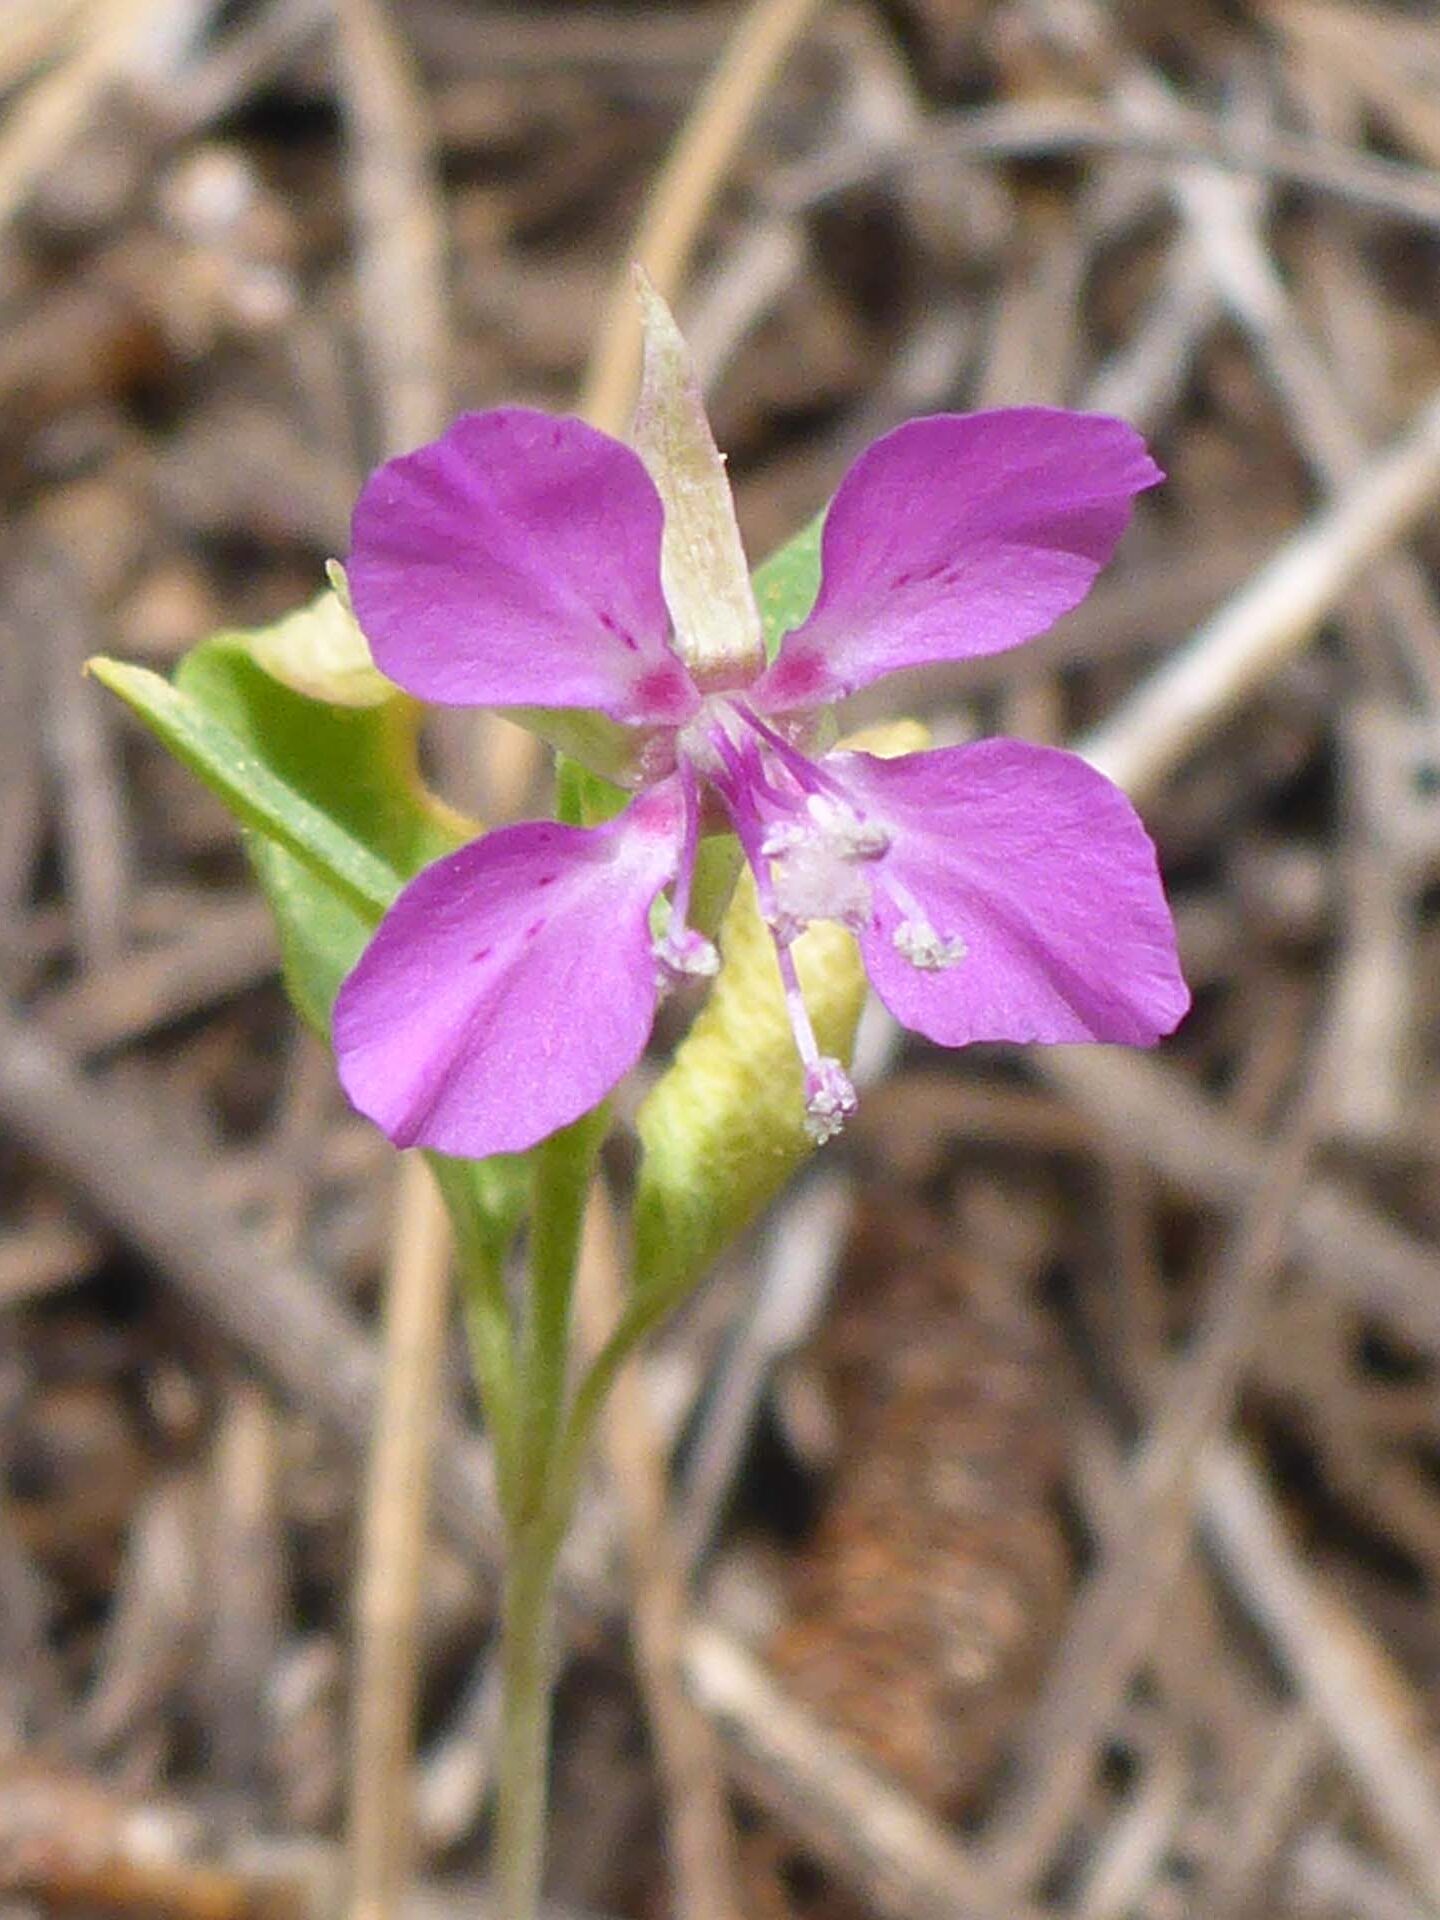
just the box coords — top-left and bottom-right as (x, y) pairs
(803, 1057), (858, 1143)
(893, 918), (968, 970)
(655, 925), (720, 985)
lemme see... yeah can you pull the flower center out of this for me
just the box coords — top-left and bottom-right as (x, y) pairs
(663, 699), (898, 1142)
(677, 699), (892, 938)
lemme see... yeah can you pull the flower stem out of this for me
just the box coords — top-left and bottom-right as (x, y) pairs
(490, 1108), (606, 1920)
(515, 1117), (598, 1521)
(494, 1518), (563, 1920)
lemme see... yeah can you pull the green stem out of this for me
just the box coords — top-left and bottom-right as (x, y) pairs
(425, 1151), (523, 1515)
(491, 1107), (606, 1920)
(514, 1111), (604, 1521)
(541, 1270), (691, 1554)
(491, 1269), (699, 1920)
(494, 1520), (563, 1920)
(460, 1269), (522, 1519)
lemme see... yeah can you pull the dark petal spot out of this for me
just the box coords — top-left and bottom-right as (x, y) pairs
(473, 945), (493, 964)
(537, 874), (557, 888)
(526, 920), (545, 940)
(599, 610), (640, 652)
(635, 664), (693, 714)
(765, 648), (826, 703)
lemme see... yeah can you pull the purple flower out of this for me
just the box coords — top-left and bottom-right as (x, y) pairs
(333, 296), (1187, 1159)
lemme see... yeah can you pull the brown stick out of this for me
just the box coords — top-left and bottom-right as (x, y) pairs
(347, 1160), (453, 1920)
(579, 0), (826, 434)
(1201, 1446), (1440, 1906)
(333, 5), (454, 1912)
(1080, 383), (1440, 801)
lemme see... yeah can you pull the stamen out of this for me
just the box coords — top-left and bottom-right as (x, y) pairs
(656, 920), (719, 984)
(735, 704), (834, 797)
(886, 875), (968, 972)
(654, 760), (720, 985)
(669, 758), (702, 930)
(772, 937), (857, 1143)
(802, 1058), (857, 1144)
(761, 793), (890, 941)
(893, 918), (968, 970)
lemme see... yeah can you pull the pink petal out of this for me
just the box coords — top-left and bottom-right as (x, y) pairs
(348, 410), (699, 725)
(752, 410), (1161, 712)
(834, 739), (1188, 1047)
(333, 784), (686, 1156)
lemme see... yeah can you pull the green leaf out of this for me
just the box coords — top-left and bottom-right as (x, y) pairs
(554, 753), (629, 829)
(176, 605), (474, 1033)
(176, 629), (468, 890)
(752, 509), (824, 659)
(90, 656), (400, 925)
(99, 591), (536, 1394)
(92, 588), (476, 1034)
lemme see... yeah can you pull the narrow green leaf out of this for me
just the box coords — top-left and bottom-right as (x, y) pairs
(176, 633), (469, 884)
(90, 656), (398, 921)
(98, 595), (530, 1351)
(93, 588), (476, 1035)
(174, 616), (473, 1034)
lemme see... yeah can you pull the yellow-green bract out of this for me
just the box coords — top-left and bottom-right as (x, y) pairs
(633, 720), (926, 1293)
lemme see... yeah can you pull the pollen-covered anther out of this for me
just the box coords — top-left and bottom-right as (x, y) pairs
(802, 1057), (857, 1143)
(655, 924), (720, 986)
(893, 918), (968, 970)
(762, 795), (891, 941)
(811, 792), (891, 860)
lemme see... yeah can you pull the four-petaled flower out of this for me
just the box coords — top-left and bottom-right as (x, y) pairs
(334, 289), (1188, 1159)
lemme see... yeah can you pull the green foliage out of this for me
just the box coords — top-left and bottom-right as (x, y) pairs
(93, 587), (521, 1298)
(177, 616), (473, 1032)
(554, 753), (629, 829)
(752, 510), (824, 658)
(90, 655), (400, 928)
(96, 587), (474, 1034)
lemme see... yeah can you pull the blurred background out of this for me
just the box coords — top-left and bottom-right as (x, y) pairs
(3, 2), (1440, 1917)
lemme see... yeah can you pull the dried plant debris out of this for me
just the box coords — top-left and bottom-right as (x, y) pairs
(767, 1192), (1071, 1821)
(1, 2), (1440, 1917)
